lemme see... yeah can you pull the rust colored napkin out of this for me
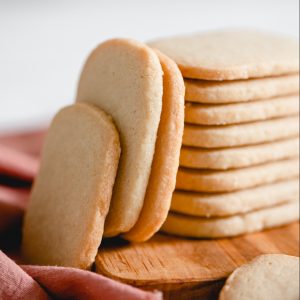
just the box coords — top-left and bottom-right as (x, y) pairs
(0, 131), (162, 300)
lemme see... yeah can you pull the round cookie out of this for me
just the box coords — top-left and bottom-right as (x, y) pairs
(176, 158), (299, 193)
(219, 254), (300, 300)
(184, 74), (299, 104)
(180, 137), (299, 170)
(123, 51), (185, 242)
(162, 201), (299, 238)
(171, 179), (299, 217)
(22, 104), (120, 269)
(185, 95), (299, 125)
(183, 116), (299, 148)
(149, 30), (299, 80)
(77, 39), (163, 237)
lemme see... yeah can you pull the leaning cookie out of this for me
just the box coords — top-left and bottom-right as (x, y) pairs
(149, 30), (299, 80)
(219, 254), (300, 300)
(77, 39), (164, 237)
(123, 51), (185, 242)
(22, 103), (120, 269)
(162, 201), (299, 238)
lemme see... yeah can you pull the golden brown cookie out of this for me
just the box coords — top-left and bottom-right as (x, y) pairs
(124, 51), (185, 242)
(162, 201), (299, 238)
(184, 74), (299, 103)
(171, 179), (299, 217)
(77, 39), (163, 237)
(183, 116), (299, 148)
(149, 30), (299, 80)
(180, 137), (299, 169)
(219, 254), (300, 300)
(185, 95), (299, 125)
(176, 158), (299, 192)
(22, 103), (120, 269)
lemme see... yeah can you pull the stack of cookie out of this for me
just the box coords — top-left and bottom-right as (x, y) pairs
(150, 30), (300, 238)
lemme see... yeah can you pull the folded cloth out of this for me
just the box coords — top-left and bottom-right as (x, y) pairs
(0, 145), (39, 181)
(0, 185), (29, 231)
(0, 131), (162, 300)
(0, 251), (50, 300)
(0, 130), (45, 157)
(0, 142), (37, 232)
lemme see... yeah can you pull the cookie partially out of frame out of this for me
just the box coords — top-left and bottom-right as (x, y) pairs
(124, 51), (185, 242)
(176, 158), (299, 193)
(171, 179), (299, 217)
(22, 103), (120, 269)
(184, 74), (299, 103)
(183, 115), (299, 148)
(149, 30), (299, 80)
(219, 254), (299, 300)
(77, 39), (163, 237)
(162, 201), (299, 238)
(185, 95), (299, 125)
(180, 137), (299, 170)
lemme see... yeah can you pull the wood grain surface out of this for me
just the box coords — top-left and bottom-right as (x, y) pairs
(96, 222), (299, 300)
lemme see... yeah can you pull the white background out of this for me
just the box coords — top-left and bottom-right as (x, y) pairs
(0, 0), (299, 133)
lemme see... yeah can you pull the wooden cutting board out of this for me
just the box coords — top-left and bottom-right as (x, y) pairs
(96, 222), (299, 300)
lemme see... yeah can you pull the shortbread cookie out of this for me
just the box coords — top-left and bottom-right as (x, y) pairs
(77, 39), (163, 237)
(171, 179), (299, 217)
(22, 104), (120, 269)
(183, 116), (299, 148)
(184, 74), (299, 104)
(180, 137), (299, 169)
(176, 158), (299, 192)
(185, 95), (299, 125)
(219, 254), (300, 300)
(162, 201), (299, 238)
(124, 51), (185, 242)
(149, 30), (299, 80)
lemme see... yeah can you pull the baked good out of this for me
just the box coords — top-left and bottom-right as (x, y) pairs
(185, 95), (299, 125)
(149, 30), (299, 80)
(183, 116), (299, 148)
(219, 254), (300, 300)
(184, 74), (299, 103)
(171, 179), (299, 217)
(176, 158), (299, 192)
(22, 103), (120, 268)
(77, 39), (163, 237)
(162, 201), (299, 238)
(124, 51), (184, 242)
(180, 137), (299, 169)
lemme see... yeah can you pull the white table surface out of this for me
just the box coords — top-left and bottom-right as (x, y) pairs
(0, 0), (299, 134)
